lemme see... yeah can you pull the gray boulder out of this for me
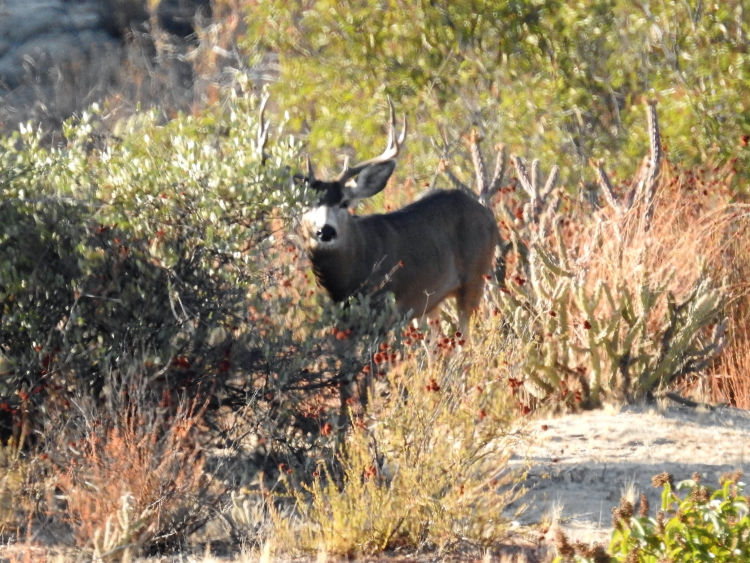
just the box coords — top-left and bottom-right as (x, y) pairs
(0, 0), (210, 132)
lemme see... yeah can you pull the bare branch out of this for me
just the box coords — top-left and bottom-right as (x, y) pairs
(467, 128), (487, 195)
(484, 143), (507, 201)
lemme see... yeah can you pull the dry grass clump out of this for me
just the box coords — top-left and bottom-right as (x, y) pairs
(710, 321), (750, 408)
(583, 157), (734, 342)
(597, 153), (750, 408)
(693, 161), (750, 407)
(585, 161), (733, 315)
(44, 397), (221, 559)
(231, 316), (528, 560)
(577, 150), (750, 410)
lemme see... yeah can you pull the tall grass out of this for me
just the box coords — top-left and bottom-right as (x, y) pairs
(49, 398), (216, 558)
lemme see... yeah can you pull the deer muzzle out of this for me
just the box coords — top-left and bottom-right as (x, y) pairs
(317, 224), (337, 242)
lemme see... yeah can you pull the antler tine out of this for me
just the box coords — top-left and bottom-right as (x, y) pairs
(385, 96), (397, 151)
(382, 95), (407, 152)
(335, 97), (406, 183)
(306, 155), (315, 181)
(394, 97), (407, 147)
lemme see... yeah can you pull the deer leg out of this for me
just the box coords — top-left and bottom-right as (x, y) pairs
(456, 281), (485, 339)
(458, 310), (471, 340)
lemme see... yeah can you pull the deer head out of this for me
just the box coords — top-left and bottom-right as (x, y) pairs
(301, 98), (406, 254)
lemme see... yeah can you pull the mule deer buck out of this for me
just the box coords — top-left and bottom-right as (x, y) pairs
(299, 100), (500, 336)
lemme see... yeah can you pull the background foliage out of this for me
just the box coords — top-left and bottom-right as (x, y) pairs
(245, 0), (749, 187)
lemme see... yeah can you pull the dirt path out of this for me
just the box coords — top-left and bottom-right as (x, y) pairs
(508, 403), (750, 547)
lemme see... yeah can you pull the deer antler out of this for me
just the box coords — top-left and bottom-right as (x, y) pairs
(334, 97), (407, 183)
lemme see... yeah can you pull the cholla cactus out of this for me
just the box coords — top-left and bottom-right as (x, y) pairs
(439, 127), (507, 206)
(446, 102), (727, 409)
(91, 493), (150, 560)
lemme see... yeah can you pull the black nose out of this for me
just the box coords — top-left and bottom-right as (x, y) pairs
(317, 225), (337, 242)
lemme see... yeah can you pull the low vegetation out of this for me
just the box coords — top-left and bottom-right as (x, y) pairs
(485, 103), (731, 410)
(233, 317), (525, 558)
(556, 472), (750, 562)
(0, 0), (748, 560)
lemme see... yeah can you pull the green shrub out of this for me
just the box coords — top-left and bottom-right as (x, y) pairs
(0, 85), (295, 414)
(612, 473), (749, 562)
(557, 472), (750, 562)
(0, 82), (364, 464)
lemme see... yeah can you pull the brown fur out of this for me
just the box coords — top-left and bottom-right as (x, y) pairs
(304, 189), (498, 332)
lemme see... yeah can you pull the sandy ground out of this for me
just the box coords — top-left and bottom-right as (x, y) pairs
(507, 402), (750, 548)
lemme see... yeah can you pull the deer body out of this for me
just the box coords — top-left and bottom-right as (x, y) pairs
(299, 100), (499, 334)
(305, 188), (498, 322)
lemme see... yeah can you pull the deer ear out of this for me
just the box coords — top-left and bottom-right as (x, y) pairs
(346, 160), (396, 201)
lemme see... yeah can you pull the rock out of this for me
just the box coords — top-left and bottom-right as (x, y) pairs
(0, 0), (211, 132)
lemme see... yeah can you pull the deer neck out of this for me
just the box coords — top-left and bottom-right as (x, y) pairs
(308, 222), (383, 302)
